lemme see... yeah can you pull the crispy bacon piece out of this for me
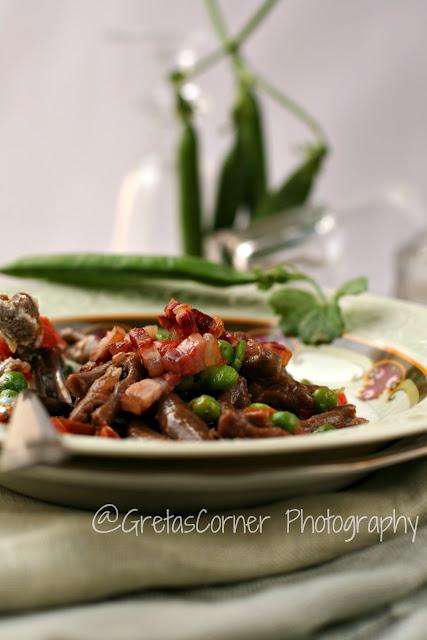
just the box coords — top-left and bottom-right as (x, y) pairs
(143, 325), (160, 339)
(162, 333), (206, 376)
(129, 328), (164, 377)
(159, 299), (224, 341)
(161, 332), (224, 377)
(109, 335), (133, 356)
(121, 377), (169, 414)
(203, 333), (223, 367)
(191, 308), (224, 339)
(89, 326), (127, 363)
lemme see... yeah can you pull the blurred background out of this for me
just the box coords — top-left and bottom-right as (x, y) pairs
(0, 0), (426, 295)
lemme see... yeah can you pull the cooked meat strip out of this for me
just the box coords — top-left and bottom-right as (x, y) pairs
(64, 334), (100, 364)
(128, 419), (170, 440)
(59, 328), (85, 343)
(0, 293), (41, 351)
(69, 365), (122, 422)
(301, 404), (368, 433)
(250, 372), (319, 418)
(156, 393), (212, 441)
(66, 362), (111, 398)
(240, 339), (283, 382)
(0, 357), (31, 377)
(91, 353), (144, 426)
(218, 403), (286, 439)
(218, 376), (251, 409)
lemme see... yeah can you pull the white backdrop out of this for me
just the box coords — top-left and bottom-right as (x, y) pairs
(0, 0), (426, 263)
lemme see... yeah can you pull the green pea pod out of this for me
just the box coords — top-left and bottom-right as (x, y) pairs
(256, 143), (328, 217)
(212, 133), (244, 231)
(177, 119), (203, 256)
(237, 88), (268, 218)
(0, 253), (301, 289)
(241, 91), (267, 217)
(213, 85), (267, 230)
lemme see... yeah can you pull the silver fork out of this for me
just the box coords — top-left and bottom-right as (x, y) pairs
(0, 390), (68, 472)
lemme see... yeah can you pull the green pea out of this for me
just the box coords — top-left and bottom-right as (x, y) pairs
(301, 378), (312, 385)
(218, 339), (234, 364)
(232, 340), (246, 371)
(313, 387), (338, 413)
(0, 371), (28, 393)
(189, 395), (221, 422)
(313, 423), (336, 433)
(271, 411), (300, 433)
(176, 375), (195, 392)
(156, 327), (171, 340)
(0, 389), (19, 405)
(198, 365), (239, 391)
(248, 403), (272, 410)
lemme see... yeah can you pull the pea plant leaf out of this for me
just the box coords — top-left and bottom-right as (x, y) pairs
(298, 302), (344, 345)
(269, 287), (317, 336)
(269, 275), (368, 345)
(334, 276), (368, 301)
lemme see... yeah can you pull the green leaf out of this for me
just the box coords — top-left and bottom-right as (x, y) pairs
(298, 303), (345, 345)
(334, 276), (368, 301)
(269, 287), (317, 336)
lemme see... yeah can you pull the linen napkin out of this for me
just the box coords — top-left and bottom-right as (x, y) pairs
(0, 456), (425, 613)
(2, 520), (427, 639)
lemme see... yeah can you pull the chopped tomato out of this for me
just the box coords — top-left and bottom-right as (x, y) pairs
(264, 341), (292, 366)
(0, 337), (12, 360)
(51, 417), (95, 436)
(96, 425), (120, 438)
(40, 316), (67, 349)
(337, 391), (348, 406)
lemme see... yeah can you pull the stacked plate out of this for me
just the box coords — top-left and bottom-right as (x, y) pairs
(1, 293), (427, 512)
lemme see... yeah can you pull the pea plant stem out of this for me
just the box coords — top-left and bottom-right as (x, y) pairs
(198, 0), (327, 145)
(253, 73), (327, 142)
(233, 0), (280, 47)
(192, 0), (278, 78)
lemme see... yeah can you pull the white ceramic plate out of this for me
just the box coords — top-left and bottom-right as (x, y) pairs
(1, 434), (426, 512)
(1, 293), (427, 510)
